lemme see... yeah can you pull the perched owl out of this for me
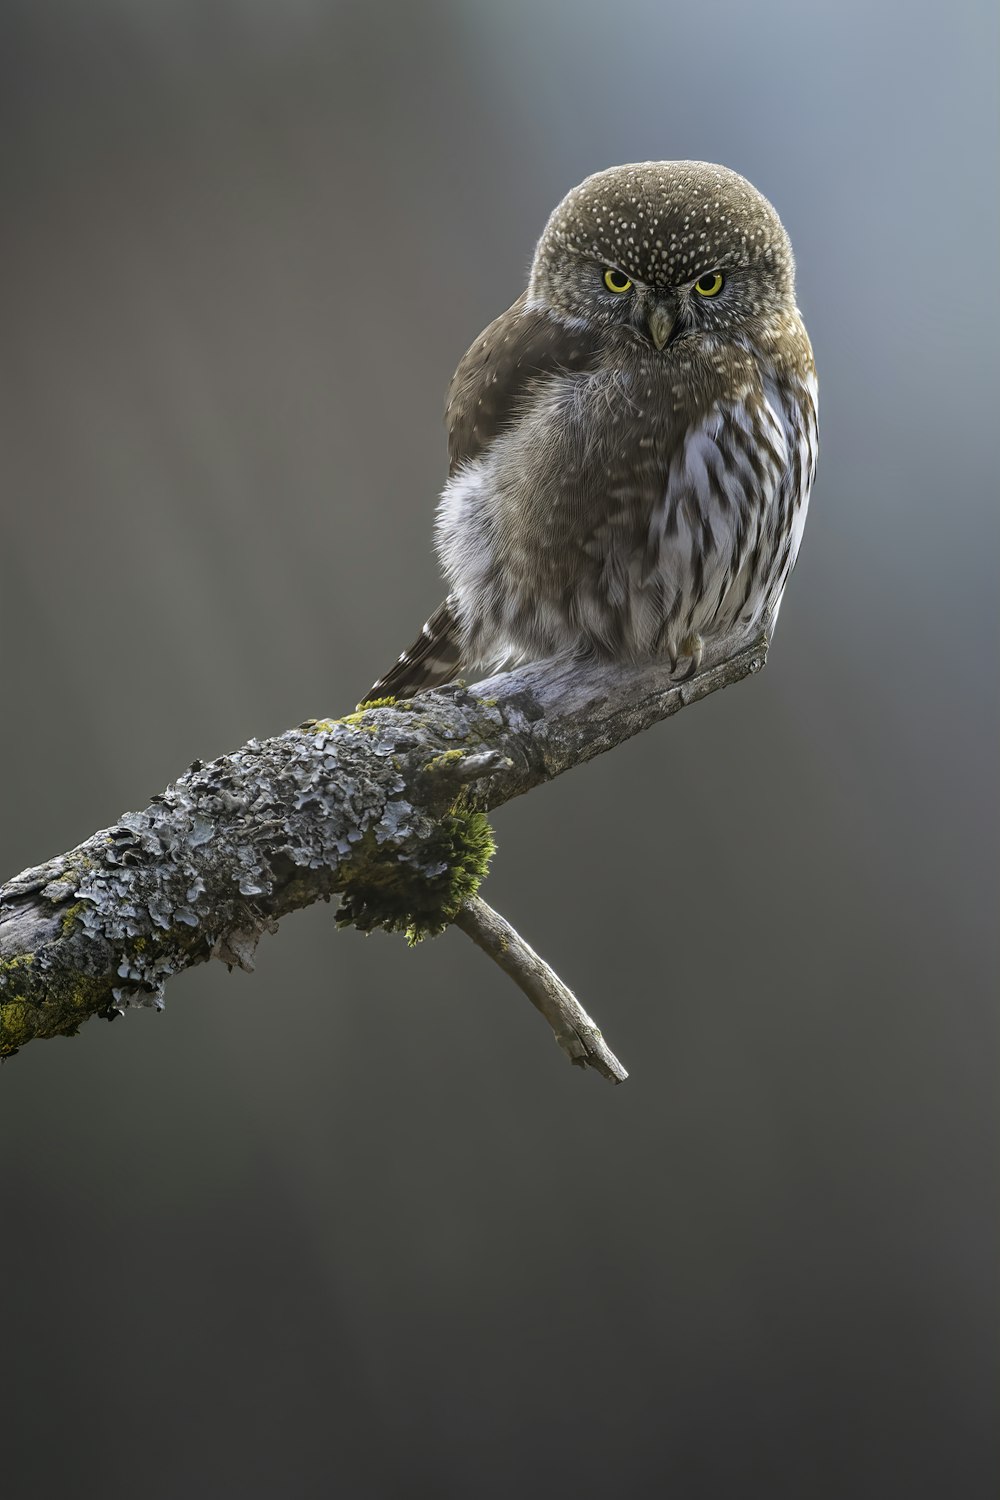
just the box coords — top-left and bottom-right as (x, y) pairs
(365, 160), (817, 700)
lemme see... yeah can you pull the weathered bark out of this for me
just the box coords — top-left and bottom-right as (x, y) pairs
(0, 634), (766, 1072)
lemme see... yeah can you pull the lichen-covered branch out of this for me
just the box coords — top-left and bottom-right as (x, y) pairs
(0, 634), (766, 1063)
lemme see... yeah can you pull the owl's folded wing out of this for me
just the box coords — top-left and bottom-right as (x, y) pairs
(445, 291), (601, 474)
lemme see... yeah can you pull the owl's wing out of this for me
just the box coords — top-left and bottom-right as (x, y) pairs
(445, 290), (601, 473)
(361, 595), (464, 704)
(362, 295), (601, 702)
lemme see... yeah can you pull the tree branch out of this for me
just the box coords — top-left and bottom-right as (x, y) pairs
(454, 897), (629, 1082)
(0, 633), (767, 1070)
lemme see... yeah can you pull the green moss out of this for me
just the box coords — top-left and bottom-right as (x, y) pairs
(60, 901), (86, 936)
(0, 953), (34, 973)
(422, 749), (466, 773)
(304, 699), (409, 733)
(0, 956), (35, 1054)
(442, 810), (496, 915)
(0, 952), (34, 991)
(355, 695), (397, 711)
(337, 808), (496, 943)
(0, 955), (110, 1056)
(0, 998), (36, 1054)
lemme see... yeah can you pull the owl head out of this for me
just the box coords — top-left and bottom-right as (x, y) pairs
(528, 161), (796, 351)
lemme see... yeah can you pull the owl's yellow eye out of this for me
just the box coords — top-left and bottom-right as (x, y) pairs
(603, 268), (633, 294)
(694, 271), (725, 297)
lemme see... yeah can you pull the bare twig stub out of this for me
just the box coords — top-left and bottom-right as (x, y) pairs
(454, 897), (629, 1082)
(0, 635), (766, 1070)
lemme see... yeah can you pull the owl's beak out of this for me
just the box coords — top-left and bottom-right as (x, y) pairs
(647, 301), (676, 351)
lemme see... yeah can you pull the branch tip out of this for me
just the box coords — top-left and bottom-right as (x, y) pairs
(453, 896), (628, 1084)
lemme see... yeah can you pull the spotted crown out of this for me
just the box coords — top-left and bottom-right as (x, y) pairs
(534, 160), (794, 293)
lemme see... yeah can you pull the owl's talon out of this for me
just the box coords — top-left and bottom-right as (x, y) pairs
(673, 633), (703, 681)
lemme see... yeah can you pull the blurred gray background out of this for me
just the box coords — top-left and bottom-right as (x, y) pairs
(2, 1), (997, 1496)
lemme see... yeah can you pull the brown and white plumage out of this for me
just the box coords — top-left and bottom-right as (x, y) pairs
(365, 161), (817, 702)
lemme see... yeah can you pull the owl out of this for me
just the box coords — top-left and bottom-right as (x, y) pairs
(365, 160), (817, 700)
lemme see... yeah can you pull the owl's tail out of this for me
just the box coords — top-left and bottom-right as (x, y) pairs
(361, 595), (465, 703)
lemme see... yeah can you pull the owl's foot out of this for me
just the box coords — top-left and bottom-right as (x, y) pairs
(671, 632), (703, 682)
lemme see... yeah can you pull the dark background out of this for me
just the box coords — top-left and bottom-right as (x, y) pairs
(2, 2), (997, 1496)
